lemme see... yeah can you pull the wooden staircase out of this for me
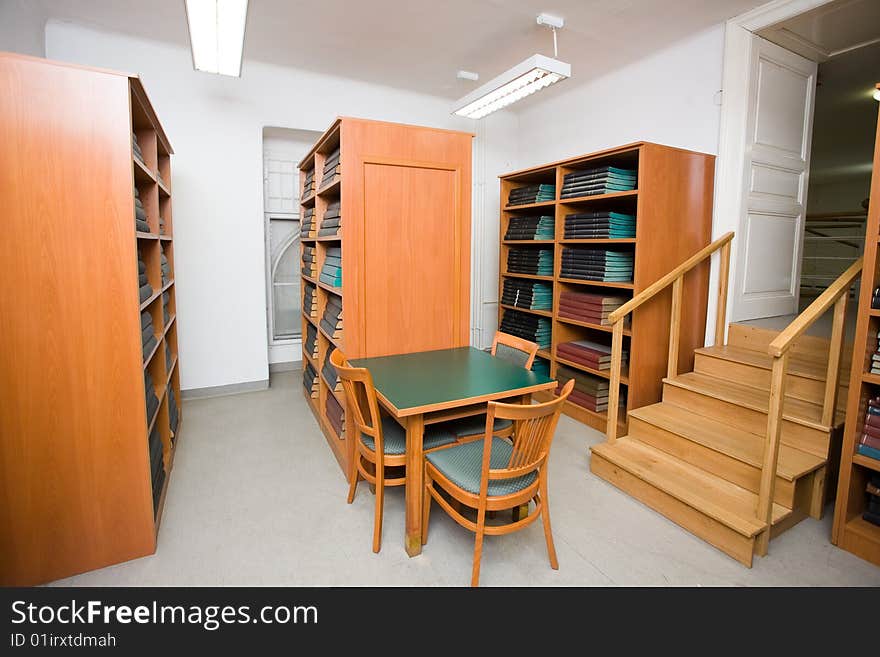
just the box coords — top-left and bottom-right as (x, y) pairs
(588, 234), (858, 567)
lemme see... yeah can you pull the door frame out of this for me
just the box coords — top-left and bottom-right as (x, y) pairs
(708, 0), (834, 340)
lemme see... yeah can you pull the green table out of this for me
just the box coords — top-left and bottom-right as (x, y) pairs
(351, 347), (556, 556)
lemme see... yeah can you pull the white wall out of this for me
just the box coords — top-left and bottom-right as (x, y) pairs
(45, 20), (511, 391)
(514, 26), (725, 165)
(0, 0), (47, 57)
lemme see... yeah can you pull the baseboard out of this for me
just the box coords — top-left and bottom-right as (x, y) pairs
(269, 360), (300, 373)
(181, 378), (270, 400)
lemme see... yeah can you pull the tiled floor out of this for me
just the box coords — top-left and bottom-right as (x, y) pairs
(52, 372), (880, 587)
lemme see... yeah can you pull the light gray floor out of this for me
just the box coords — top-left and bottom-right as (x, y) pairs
(52, 372), (880, 587)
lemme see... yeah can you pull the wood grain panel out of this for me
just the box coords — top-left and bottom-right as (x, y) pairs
(362, 163), (458, 356)
(0, 54), (156, 585)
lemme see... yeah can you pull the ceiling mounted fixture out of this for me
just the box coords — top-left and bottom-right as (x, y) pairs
(452, 13), (570, 120)
(874, 88), (880, 101)
(184, 0), (249, 77)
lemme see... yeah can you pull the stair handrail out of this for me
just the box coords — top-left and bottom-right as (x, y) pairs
(605, 232), (735, 442)
(754, 257), (862, 555)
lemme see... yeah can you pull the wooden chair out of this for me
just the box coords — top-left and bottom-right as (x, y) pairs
(422, 379), (574, 586)
(330, 349), (457, 553)
(440, 331), (540, 442)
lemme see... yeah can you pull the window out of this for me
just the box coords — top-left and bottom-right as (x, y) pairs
(268, 216), (300, 341)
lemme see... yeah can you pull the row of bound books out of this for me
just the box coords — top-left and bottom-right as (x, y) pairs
(320, 147), (341, 190)
(303, 169), (315, 197)
(558, 290), (629, 327)
(320, 246), (342, 287)
(502, 279), (552, 311)
(561, 247), (634, 283)
(500, 309), (551, 349)
(564, 211), (635, 239)
(556, 339), (628, 373)
(322, 347), (343, 393)
(319, 199), (342, 237)
(873, 286), (880, 310)
(305, 323), (318, 360)
(859, 397), (880, 461)
(302, 245), (317, 278)
(304, 282), (317, 319)
(507, 247), (553, 276)
(555, 364), (625, 413)
(326, 390), (346, 437)
(303, 362), (318, 399)
(561, 166), (636, 199)
(321, 292), (343, 341)
(141, 307), (158, 363)
(302, 207), (316, 238)
(508, 184), (555, 206)
(148, 424), (164, 515)
(531, 357), (551, 377)
(865, 474), (880, 528)
(505, 215), (554, 241)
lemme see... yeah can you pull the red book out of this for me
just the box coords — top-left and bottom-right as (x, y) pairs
(864, 412), (880, 429)
(861, 433), (880, 449)
(861, 423), (880, 440)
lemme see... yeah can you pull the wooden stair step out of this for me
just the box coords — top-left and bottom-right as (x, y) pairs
(628, 403), (826, 481)
(591, 438), (791, 537)
(664, 371), (828, 431)
(694, 345), (839, 382)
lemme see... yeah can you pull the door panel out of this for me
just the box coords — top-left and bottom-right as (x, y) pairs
(732, 35), (817, 320)
(362, 163), (458, 356)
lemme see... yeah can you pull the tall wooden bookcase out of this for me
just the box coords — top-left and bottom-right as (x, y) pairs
(0, 53), (182, 585)
(498, 142), (715, 432)
(299, 117), (473, 475)
(832, 84), (880, 567)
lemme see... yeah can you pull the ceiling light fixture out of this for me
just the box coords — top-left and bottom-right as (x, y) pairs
(184, 0), (249, 77)
(452, 13), (570, 120)
(873, 88), (880, 102)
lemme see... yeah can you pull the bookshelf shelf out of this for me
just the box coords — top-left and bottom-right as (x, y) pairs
(853, 454), (880, 473)
(555, 355), (630, 385)
(832, 91), (880, 567)
(499, 142), (714, 433)
(0, 55), (181, 585)
(299, 117), (472, 478)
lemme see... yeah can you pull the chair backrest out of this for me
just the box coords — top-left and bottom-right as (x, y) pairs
(329, 349), (385, 454)
(491, 331), (539, 370)
(479, 379), (574, 492)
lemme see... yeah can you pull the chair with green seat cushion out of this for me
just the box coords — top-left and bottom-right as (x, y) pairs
(439, 331), (538, 442)
(330, 349), (457, 554)
(361, 417), (456, 455)
(426, 437), (536, 496)
(422, 379), (574, 586)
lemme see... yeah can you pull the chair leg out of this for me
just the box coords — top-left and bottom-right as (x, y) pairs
(372, 464), (385, 553)
(539, 474), (558, 570)
(347, 455), (359, 504)
(471, 506), (487, 587)
(422, 473), (432, 546)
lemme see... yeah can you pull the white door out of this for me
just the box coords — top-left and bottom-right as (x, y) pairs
(731, 35), (817, 320)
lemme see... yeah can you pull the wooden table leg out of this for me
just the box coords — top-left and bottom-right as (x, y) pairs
(405, 413), (425, 557)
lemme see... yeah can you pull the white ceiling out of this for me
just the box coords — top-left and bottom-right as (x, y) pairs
(758, 0), (880, 61)
(36, 0), (765, 101)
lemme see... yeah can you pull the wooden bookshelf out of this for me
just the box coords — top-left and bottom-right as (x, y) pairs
(832, 85), (880, 567)
(0, 53), (181, 585)
(499, 142), (715, 432)
(299, 117), (473, 476)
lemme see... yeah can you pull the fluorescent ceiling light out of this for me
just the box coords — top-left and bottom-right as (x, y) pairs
(452, 54), (570, 119)
(873, 88), (880, 102)
(185, 0), (248, 77)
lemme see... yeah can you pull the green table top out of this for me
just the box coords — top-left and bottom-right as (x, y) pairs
(351, 347), (556, 416)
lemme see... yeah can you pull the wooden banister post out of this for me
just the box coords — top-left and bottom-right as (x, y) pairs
(606, 320), (625, 443)
(755, 352), (789, 556)
(715, 240), (731, 347)
(822, 293), (848, 427)
(668, 276), (683, 378)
